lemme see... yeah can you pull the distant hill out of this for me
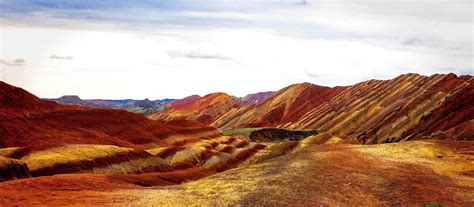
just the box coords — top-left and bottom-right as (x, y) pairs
(163, 95), (201, 108)
(44, 96), (171, 115)
(241, 91), (274, 105)
(149, 93), (242, 125)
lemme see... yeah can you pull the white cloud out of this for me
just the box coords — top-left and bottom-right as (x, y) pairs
(0, 58), (25, 66)
(0, 58), (25, 81)
(50, 55), (74, 60)
(167, 50), (230, 60)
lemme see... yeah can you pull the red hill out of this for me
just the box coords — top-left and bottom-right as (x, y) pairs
(0, 81), (218, 150)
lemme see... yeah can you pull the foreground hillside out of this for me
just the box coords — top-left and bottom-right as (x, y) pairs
(1, 141), (472, 206)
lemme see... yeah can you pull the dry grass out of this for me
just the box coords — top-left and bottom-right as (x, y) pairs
(21, 145), (133, 171)
(0, 147), (21, 158)
(15, 135), (263, 178)
(249, 141), (298, 164)
(18, 145), (173, 177)
(359, 141), (474, 184)
(145, 147), (168, 156)
(128, 141), (474, 206)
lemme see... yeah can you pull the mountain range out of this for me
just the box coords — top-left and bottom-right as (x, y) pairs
(149, 73), (473, 143)
(43, 96), (172, 115)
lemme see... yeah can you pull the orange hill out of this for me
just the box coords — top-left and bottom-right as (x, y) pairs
(212, 82), (345, 128)
(212, 73), (473, 143)
(148, 92), (242, 125)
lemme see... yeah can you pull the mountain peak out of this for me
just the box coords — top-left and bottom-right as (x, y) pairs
(58, 95), (82, 101)
(242, 91), (274, 105)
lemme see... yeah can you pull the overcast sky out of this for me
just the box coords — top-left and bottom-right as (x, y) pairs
(0, 0), (472, 99)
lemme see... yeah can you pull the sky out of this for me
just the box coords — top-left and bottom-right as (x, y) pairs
(0, 0), (472, 99)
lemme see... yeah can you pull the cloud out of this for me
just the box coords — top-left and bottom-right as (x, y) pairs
(183, 52), (229, 60)
(304, 70), (319, 78)
(0, 58), (25, 79)
(167, 50), (230, 60)
(50, 55), (74, 60)
(401, 38), (421, 46)
(296, 0), (310, 6)
(0, 58), (25, 66)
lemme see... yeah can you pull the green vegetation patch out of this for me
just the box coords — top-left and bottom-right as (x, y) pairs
(424, 202), (442, 207)
(223, 128), (317, 142)
(222, 128), (263, 136)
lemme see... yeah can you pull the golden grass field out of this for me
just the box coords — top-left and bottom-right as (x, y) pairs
(0, 140), (472, 206)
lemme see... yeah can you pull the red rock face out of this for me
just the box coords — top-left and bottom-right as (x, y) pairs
(0, 81), (219, 150)
(402, 78), (474, 140)
(149, 93), (242, 125)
